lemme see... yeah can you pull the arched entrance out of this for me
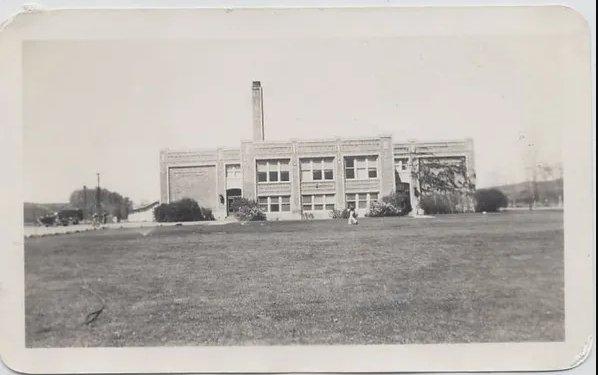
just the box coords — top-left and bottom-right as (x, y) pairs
(226, 188), (242, 215)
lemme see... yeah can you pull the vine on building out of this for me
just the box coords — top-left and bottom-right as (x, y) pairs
(410, 155), (476, 215)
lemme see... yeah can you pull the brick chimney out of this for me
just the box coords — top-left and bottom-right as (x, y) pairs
(252, 81), (265, 141)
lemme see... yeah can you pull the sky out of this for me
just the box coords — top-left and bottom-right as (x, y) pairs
(23, 36), (565, 204)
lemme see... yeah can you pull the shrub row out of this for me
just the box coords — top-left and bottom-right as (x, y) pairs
(153, 188), (507, 223)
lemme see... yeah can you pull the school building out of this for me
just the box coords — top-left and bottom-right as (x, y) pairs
(159, 81), (475, 220)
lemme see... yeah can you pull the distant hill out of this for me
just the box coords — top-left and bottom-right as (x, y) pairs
(489, 178), (563, 206)
(23, 202), (70, 224)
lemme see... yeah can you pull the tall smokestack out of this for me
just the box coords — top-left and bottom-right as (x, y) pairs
(252, 81), (265, 141)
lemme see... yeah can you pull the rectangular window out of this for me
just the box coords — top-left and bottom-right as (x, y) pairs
(346, 192), (378, 209)
(257, 161), (268, 182)
(358, 193), (368, 209)
(314, 195), (324, 210)
(345, 156), (378, 180)
(302, 195), (312, 211)
(258, 196), (268, 211)
(256, 159), (291, 183)
(368, 157), (378, 178)
(226, 164), (241, 178)
(280, 162), (290, 182)
(281, 196), (291, 212)
(325, 194), (335, 210)
(259, 196), (291, 213)
(395, 158), (409, 171)
(301, 194), (335, 211)
(300, 158), (335, 182)
(270, 201), (280, 212)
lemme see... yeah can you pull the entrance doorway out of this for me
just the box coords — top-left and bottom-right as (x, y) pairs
(226, 188), (242, 215)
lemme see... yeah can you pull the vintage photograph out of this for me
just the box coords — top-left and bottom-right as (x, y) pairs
(0, 5), (593, 374)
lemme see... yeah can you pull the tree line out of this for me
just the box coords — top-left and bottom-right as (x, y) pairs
(69, 188), (133, 221)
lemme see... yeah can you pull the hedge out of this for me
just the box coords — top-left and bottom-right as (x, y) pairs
(153, 198), (215, 223)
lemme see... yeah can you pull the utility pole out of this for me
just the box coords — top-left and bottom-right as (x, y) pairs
(96, 173), (101, 217)
(83, 185), (87, 220)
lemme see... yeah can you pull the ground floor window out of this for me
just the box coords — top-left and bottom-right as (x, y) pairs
(258, 196), (291, 212)
(346, 192), (379, 209)
(301, 194), (335, 211)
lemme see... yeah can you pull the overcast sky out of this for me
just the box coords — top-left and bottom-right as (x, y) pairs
(23, 36), (564, 204)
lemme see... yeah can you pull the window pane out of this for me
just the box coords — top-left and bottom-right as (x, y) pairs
(358, 200), (367, 209)
(367, 156), (378, 164)
(346, 194), (355, 201)
(368, 168), (378, 178)
(281, 196), (290, 204)
(300, 160), (311, 170)
(358, 193), (367, 201)
(345, 169), (355, 179)
(257, 162), (268, 172)
(270, 203), (280, 212)
(259, 204), (268, 211)
(323, 158), (334, 169)
(314, 204), (324, 210)
(345, 158), (354, 167)
(324, 170), (334, 180)
(301, 170), (312, 181)
(302, 195), (312, 204)
(281, 204), (291, 212)
(257, 172), (268, 182)
(370, 193), (379, 201)
(269, 171), (279, 182)
(356, 168), (368, 179)
(280, 171), (290, 182)
(313, 170), (322, 180)
(314, 195), (324, 204)
(325, 204), (335, 210)
(258, 197), (268, 204)
(356, 158), (366, 168)
(280, 161), (290, 172)
(302, 204), (312, 211)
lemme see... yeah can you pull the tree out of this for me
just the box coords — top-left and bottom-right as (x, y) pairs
(153, 198), (215, 222)
(69, 188), (133, 221)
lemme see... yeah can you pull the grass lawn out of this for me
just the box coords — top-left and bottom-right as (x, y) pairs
(25, 210), (564, 347)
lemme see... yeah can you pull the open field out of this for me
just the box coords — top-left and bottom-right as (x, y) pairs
(25, 210), (564, 347)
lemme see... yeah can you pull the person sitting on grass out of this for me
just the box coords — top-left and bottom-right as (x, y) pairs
(348, 205), (358, 225)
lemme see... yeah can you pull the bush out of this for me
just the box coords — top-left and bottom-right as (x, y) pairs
(329, 208), (358, 220)
(474, 188), (508, 213)
(366, 200), (403, 217)
(153, 198), (215, 223)
(229, 197), (267, 221)
(364, 192), (411, 217)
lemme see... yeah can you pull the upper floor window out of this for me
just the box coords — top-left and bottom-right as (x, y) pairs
(256, 159), (290, 183)
(226, 164), (242, 178)
(395, 158), (410, 171)
(345, 156), (378, 180)
(300, 158), (334, 182)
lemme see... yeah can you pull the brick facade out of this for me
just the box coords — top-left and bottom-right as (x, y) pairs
(160, 137), (475, 220)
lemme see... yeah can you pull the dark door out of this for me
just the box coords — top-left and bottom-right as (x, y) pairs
(226, 188), (242, 214)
